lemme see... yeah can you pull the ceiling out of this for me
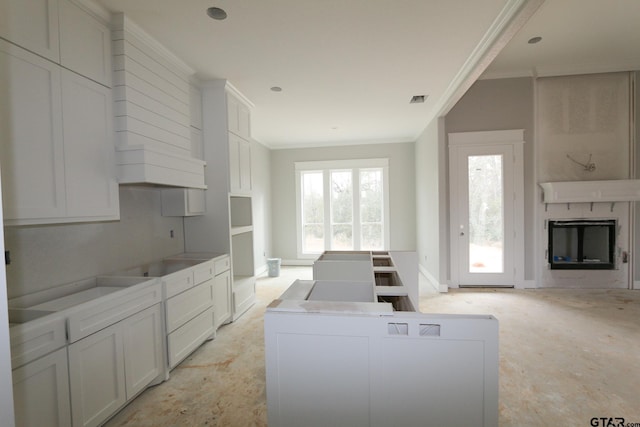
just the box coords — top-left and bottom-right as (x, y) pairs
(95, 0), (640, 149)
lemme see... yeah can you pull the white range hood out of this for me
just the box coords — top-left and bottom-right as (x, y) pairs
(539, 180), (640, 203)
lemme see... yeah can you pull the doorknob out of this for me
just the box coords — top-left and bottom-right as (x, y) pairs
(460, 231), (465, 236)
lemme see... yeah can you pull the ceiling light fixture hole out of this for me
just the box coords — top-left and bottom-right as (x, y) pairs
(207, 7), (227, 20)
(527, 36), (542, 44)
(270, 86), (282, 92)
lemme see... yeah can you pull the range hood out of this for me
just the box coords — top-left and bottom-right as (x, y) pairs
(112, 13), (206, 189)
(539, 180), (640, 203)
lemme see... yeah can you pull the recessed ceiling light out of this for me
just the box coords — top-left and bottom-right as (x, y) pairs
(527, 36), (542, 44)
(410, 95), (427, 104)
(206, 7), (227, 20)
(270, 86), (282, 92)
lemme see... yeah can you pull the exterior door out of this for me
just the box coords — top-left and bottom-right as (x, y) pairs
(449, 130), (524, 287)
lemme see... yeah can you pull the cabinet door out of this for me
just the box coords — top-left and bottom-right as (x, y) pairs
(0, 41), (66, 221)
(12, 347), (71, 427)
(69, 324), (126, 427)
(58, 0), (111, 86)
(213, 270), (232, 329)
(237, 102), (251, 139)
(229, 133), (252, 193)
(61, 69), (119, 220)
(0, 0), (60, 62)
(239, 137), (252, 192)
(122, 304), (164, 398)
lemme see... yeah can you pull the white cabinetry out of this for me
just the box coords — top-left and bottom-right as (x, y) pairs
(59, 0), (111, 86)
(213, 256), (232, 329)
(61, 69), (118, 219)
(69, 303), (163, 427)
(230, 195), (256, 319)
(0, 41), (65, 222)
(227, 91), (252, 194)
(12, 347), (71, 427)
(0, 0), (60, 62)
(0, 36), (118, 225)
(161, 188), (205, 217)
(164, 259), (216, 369)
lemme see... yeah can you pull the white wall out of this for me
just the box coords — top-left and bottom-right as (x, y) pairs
(252, 140), (272, 273)
(415, 117), (447, 291)
(4, 186), (185, 298)
(271, 142), (416, 261)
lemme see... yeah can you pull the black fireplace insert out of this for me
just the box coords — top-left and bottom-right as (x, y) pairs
(548, 219), (616, 270)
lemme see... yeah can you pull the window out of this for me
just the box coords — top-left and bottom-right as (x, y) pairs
(296, 159), (389, 257)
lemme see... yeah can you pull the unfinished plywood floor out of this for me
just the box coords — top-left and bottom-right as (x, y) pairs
(103, 267), (640, 427)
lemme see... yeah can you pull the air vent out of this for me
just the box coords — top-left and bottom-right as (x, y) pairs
(410, 95), (427, 104)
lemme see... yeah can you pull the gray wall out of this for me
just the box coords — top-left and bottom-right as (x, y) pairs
(4, 186), (185, 299)
(444, 77), (535, 280)
(271, 142), (416, 261)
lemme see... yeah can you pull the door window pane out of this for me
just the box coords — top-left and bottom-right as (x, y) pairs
(301, 171), (324, 253)
(330, 171), (353, 249)
(468, 155), (503, 273)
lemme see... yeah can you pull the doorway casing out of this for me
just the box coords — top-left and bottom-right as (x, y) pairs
(448, 129), (525, 288)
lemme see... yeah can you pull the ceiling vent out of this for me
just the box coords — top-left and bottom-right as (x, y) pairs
(410, 95), (427, 104)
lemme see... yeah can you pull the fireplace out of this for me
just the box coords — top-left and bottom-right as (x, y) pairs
(548, 219), (616, 270)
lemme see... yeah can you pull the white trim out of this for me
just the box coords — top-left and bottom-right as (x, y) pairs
(448, 130), (525, 287)
(429, 0), (544, 122)
(269, 137), (416, 150)
(419, 264), (448, 293)
(634, 281), (640, 290)
(295, 158), (389, 171)
(522, 280), (538, 289)
(70, 0), (112, 24)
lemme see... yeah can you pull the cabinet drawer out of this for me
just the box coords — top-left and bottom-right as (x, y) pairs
(167, 307), (215, 369)
(9, 312), (66, 369)
(193, 260), (214, 286)
(163, 269), (193, 299)
(66, 280), (161, 343)
(165, 280), (213, 333)
(214, 256), (230, 275)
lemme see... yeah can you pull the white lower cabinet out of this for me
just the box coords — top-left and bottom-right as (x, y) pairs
(69, 304), (163, 427)
(167, 307), (215, 369)
(12, 347), (71, 427)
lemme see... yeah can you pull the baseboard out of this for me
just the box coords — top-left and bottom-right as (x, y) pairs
(634, 280), (640, 290)
(281, 259), (314, 266)
(522, 279), (537, 289)
(419, 264), (448, 293)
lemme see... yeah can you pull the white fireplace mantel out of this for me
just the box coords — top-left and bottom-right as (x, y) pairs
(539, 180), (640, 203)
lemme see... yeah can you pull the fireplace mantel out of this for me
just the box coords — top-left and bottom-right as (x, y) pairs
(539, 180), (640, 203)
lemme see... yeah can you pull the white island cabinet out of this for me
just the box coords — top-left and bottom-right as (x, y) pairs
(265, 251), (499, 427)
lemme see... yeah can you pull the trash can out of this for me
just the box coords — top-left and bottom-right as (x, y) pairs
(267, 258), (281, 277)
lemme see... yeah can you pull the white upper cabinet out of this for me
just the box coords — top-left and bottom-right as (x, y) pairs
(59, 0), (111, 86)
(61, 69), (119, 219)
(0, 41), (119, 225)
(227, 92), (251, 140)
(0, 0), (60, 62)
(0, 41), (66, 221)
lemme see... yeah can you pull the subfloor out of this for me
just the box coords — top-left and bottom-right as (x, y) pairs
(104, 267), (640, 427)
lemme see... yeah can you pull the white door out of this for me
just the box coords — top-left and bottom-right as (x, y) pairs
(449, 130), (524, 287)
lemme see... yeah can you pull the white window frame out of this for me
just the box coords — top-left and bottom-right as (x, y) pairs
(295, 158), (390, 259)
